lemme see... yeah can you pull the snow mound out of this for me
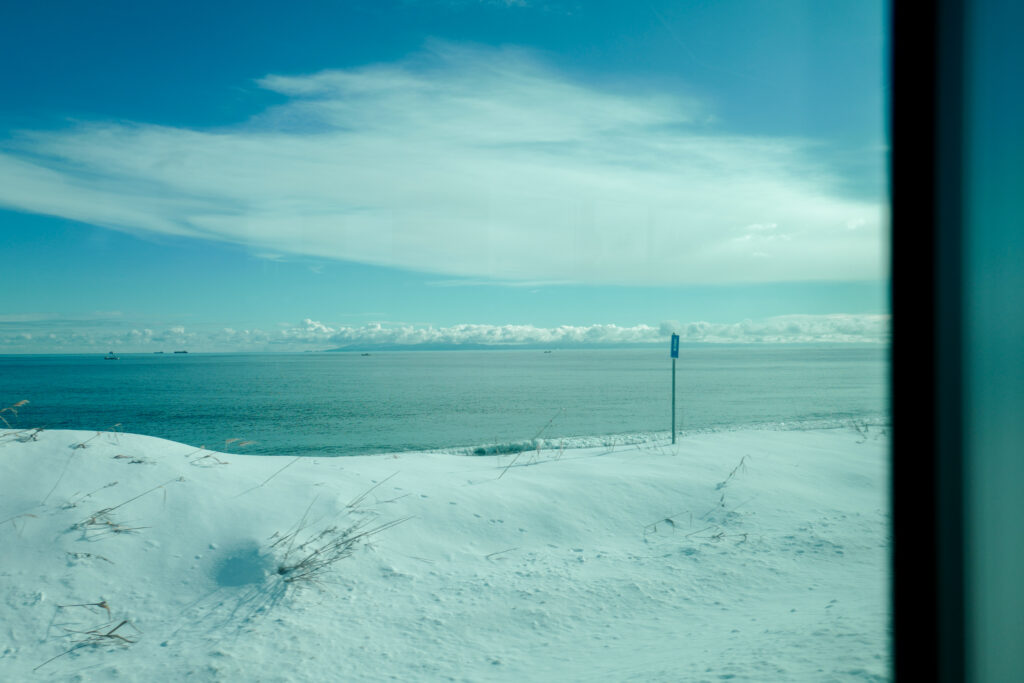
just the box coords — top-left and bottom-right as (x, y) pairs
(0, 426), (890, 680)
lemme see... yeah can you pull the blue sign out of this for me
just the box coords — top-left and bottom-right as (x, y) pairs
(670, 333), (679, 358)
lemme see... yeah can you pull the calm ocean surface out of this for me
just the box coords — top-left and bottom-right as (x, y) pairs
(0, 346), (888, 456)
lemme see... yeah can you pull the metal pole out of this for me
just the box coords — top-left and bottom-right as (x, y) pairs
(672, 357), (676, 444)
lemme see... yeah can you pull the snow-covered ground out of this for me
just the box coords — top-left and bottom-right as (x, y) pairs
(1, 425), (890, 681)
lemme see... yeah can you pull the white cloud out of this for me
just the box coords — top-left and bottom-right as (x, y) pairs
(661, 314), (890, 344)
(0, 42), (887, 285)
(0, 314), (888, 352)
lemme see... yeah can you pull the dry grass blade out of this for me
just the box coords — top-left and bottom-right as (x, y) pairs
(685, 524), (720, 539)
(35, 618), (139, 671)
(222, 438), (257, 453)
(496, 408), (566, 479)
(190, 453), (229, 467)
(684, 526), (749, 544)
(0, 399), (29, 428)
(57, 600), (111, 618)
(1, 511), (37, 532)
(62, 481), (119, 510)
(72, 427), (120, 449)
(17, 426), (44, 442)
(65, 551), (115, 564)
(496, 449), (526, 479)
(644, 509), (692, 535)
(346, 472), (398, 508)
(73, 619), (136, 644)
(78, 515), (150, 538)
(851, 420), (871, 443)
(76, 477), (182, 537)
(42, 450), (79, 505)
(235, 456), (300, 497)
(90, 477), (182, 515)
(531, 407), (564, 441)
(715, 455), (750, 491)
(701, 454), (752, 519)
(270, 496), (320, 556)
(0, 426), (45, 445)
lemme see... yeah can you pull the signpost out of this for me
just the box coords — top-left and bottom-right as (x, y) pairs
(670, 333), (679, 444)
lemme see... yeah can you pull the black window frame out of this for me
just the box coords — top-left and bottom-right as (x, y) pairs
(891, 0), (982, 679)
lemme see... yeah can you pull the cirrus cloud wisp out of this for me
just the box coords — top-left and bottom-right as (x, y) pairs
(0, 42), (886, 286)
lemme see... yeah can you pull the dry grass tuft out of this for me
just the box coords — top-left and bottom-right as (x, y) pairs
(270, 486), (412, 587)
(272, 513), (413, 585)
(0, 399), (29, 428)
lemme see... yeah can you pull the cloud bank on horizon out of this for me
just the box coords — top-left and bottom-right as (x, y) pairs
(0, 314), (889, 353)
(0, 41), (886, 287)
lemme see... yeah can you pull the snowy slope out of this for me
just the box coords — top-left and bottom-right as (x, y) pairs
(0, 425), (890, 681)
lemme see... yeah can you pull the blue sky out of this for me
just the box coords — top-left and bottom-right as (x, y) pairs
(0, 0), (888, 352)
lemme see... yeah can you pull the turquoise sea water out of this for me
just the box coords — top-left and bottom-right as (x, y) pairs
(0, 346), (888, 456)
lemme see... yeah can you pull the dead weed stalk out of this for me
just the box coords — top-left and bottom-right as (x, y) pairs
(0, 399), (29, 428)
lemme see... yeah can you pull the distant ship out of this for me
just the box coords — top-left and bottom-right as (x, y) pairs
(153, 351), (164, 354)
(104, 351), (119, 360)
(173, 350), (189, 354)
(361, 353), (371, 356)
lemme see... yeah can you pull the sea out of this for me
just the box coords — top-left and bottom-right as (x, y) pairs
(0, 345), (888, 457)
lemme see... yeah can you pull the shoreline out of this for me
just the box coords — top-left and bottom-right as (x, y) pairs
(0, 413), (891, 461)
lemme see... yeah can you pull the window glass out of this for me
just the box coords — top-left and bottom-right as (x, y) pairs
(0, 2), (890, 679)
